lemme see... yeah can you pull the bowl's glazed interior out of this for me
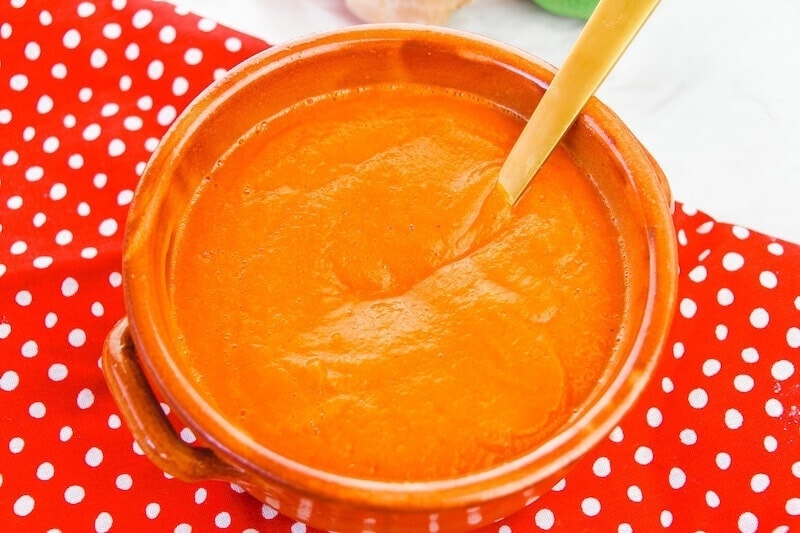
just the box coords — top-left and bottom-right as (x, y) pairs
(119, 25), (678, 531)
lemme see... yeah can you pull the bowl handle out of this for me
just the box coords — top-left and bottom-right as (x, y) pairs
(102, 318), (244, 483)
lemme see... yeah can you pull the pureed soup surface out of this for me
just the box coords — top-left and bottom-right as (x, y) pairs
(169, 84), (626, 481)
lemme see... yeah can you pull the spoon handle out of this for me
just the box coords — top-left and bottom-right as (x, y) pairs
(498, 0), (661, 205)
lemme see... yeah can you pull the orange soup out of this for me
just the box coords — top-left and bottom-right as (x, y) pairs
(169, 84), (626, 481)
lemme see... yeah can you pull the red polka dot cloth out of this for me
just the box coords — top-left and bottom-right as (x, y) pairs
(1, 1), (799, 531)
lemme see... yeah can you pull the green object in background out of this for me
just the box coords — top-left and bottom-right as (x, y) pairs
(531, 0), (600, 19)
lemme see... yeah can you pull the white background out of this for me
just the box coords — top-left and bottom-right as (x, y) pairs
(168, 0), (800, 243)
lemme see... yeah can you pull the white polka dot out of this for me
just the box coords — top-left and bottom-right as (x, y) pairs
(608, 426), (623, 443)
(83, 123), (102, 141)
(81, 247), (98, 259)
(733, 374), (754, 392)
(69, 328), (87, 347)
(722, 252), (745, 271)
(51, 63), (67, 79)
(77, 388), (95, 409)
(550, 478), (566, 491)
(119, 74), (132, 91)
(32, 213), (47, 228)
(10, 73), (29, 91)
(86, 447), (104, 467)
(618, 524), (632, 533)
(170, 77), (190, 98)
(60, 426), (73, 441)
(78, 202), (91, 216)
(78, 87), (93, 103)
(765, 398), (783, 417)
(94, 173), (108, 188)
(1, 370), (20, 391)
(194, 487), (207, 504)
(0, 109), (11, 124)
(108, 139), (126, 157)
(65, 485), (85, 504)
(717, 288), (734, 306)
(290, 523), (306, 533)
(661, 376), (674, 393)
(145, 502), (160, 519)
(787, 328), (800, 349)
(592, 457), (611, 477)
(706, 490), (720, 508)
(180, 427), (196, 444)
(29, 401), (46, 418)
(24, 41), (41, 60)
(688, 388), (708, 409)
(534, 508), (554, 530)
(764, 435), (778, 452)
(10, 239), (28, 254)
(725, 408), (744, 429)
(21, 340), (38, 357)
(749, 473), (770, 493)
(696, 220), (714, 234)
(7, 194), (22, 208)
(668, 467), (686, 489)
(96, 512), (113, 533)
(116, 474), (133, 490)
(702, 359), (721, 377)
(673, 341), (685, 359)
(43, 137), (61, 153)
(101, 103), (119, 117)
(634, 446), (653, 465)
(112, 0), (127, 9)
(749, 308), (769, 329)
(157, 105), (177, 126)
(767, 242), (784, 255)
(61, 277), (79, 297)
(679, 428), (697, 445)
(215, 512), (231, 528)
(159, 25), (176, 43)
(103, 22), (122, 39)
(37, 462), (54, 480)
(580, 497), (600, 517)
(147, 59), (164, 80)
(660, 510), (673, 527)
(16, 290), (33, 306)
(758, 270), (778, 289)
(731, 225), (749, 239)
(13, 495), (34, 517)
(90, 48), (108, 68)
(738, 512), (758, 533)
(0, 323), (11, 339)
(677, 229), (687, 245)
(224, 36), (243, 53)
(716, 452), (731, 470)
(135, 161), (146, 175)
(679, 297), (697, 318)
(22, 126), (35, 140)
(715, 323), (728, 340)
(132, 9), (153, 28)
(98, 218), (118, 237)
(125, 42), (140, 60)
(262, 504), (278, 519)
(109, 272), (122, 287)
(626, 485), (642, 502)
(108, 414), (121, 429)
(91, 302), (105, 317)
(741, 347), (759, 363)
(68, 153), (84, 169)
(55, 229), (73, 245)
(64, 114), (77, 128)
(771, 360), (794, 381)
(788, 498), (800, 516)
(689, 265), (708, 283)
(175, 524), (191, 533)
(646, 407), (663, 428)
(10, 436), (25, 453)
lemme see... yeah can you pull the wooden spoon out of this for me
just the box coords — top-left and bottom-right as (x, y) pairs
(498, 0), (661, 204)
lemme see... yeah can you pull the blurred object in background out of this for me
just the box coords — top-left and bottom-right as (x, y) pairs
(345, 0), (472, 24)
(532, 0), (599, 19)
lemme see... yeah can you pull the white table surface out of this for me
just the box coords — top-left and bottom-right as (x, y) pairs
(169, 0), (800, 244)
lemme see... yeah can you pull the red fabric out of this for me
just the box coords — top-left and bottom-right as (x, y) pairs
(1, 1), (798, 531)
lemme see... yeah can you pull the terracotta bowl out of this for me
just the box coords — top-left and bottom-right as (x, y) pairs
(102, 25), (678, 532)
